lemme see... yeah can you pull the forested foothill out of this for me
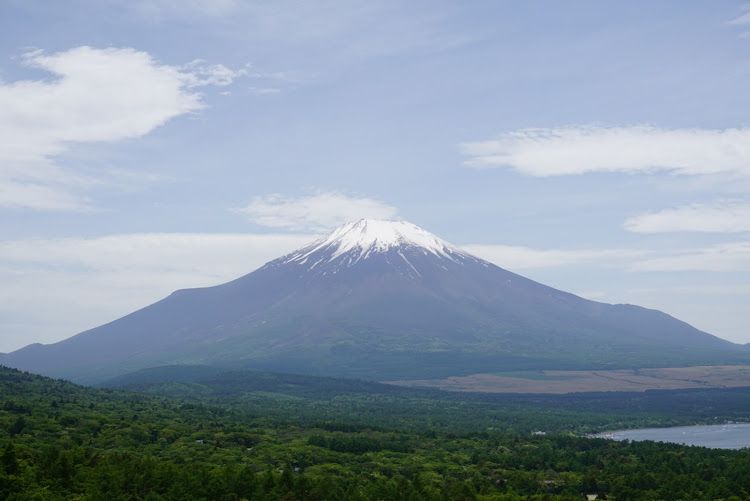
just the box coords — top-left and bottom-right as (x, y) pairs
(102, 366), (750, 436)
(2, 365), (749, 500)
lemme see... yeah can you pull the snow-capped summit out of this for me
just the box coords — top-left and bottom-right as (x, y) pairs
(275, 219), (481, 280)
(283, 219), (471, 269)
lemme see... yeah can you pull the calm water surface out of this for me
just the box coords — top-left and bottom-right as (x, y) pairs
(595, 423), (750, 449)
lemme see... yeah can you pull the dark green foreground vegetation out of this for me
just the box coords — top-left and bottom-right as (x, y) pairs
(2, 365), (750, 500)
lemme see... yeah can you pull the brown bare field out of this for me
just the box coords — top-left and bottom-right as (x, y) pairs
(386, 365), (750, 394)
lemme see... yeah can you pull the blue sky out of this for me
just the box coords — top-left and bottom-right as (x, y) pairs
(1, 1), (750, 352)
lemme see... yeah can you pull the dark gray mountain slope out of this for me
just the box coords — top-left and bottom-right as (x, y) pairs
(2, 219), (746, 384)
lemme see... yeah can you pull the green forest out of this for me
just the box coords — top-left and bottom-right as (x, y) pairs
(2, 365), (749, 500)
(103, 366), (750, 436)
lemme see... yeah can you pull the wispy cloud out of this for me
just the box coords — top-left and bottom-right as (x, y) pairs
(119, 1), (470, 63)
(0, 233), (313, 276)
(461, 126), (750, 177)
(0, 232), (314, 352)
(628, 284), (750, 296)
(461, 243), (646, 270)
(729, 4), (750, 38)
(728, 4), (750, 26)
(729, 10), (750, 26)
(625, 202), (750, 234)
(233, 192), (399, 232)
(249, 87), (282, 95)
(630, 242), (750, 272)
(0, 46), (245, 211)
(464, 240), (750, 275)
(0, 182), (87, 212)
(126, 0), (239, 20)
(181, 59), (248, 87)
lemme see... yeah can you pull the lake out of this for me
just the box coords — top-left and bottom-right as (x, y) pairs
(594, 423), (750, 449)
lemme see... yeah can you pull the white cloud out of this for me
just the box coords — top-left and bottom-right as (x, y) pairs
(461, 126), (750, 177)
(234, 192), (399, 232)
(0, 232), (315, 352)
(460, 244), (645, 270)
(625, 202), (750, 233)
(0, 46), (244, 211)
(630, 242), (750, 272)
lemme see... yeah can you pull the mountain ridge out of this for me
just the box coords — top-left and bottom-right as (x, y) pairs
(2, 219), (746, 384)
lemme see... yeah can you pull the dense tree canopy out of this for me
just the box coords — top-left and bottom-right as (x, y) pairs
(1, 366), (748, 500)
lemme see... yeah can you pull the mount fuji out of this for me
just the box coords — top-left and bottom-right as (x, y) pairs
(2, 219), (747, 383)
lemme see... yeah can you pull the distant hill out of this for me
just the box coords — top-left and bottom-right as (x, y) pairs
(3, 219), (747, 384)
(95, 364), (231, 387)
(99, 364), (419, 401)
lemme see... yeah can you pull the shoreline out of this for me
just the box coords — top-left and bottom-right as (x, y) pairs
(587, 422), (750, 450)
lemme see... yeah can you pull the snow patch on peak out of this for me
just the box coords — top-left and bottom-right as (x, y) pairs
(284, 219), (469, 265)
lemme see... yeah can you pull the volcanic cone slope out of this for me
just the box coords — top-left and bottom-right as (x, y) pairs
(2, 219), (745, 383)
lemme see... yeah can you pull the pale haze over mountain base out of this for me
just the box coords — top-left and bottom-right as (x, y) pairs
(2, 1), (750, 353)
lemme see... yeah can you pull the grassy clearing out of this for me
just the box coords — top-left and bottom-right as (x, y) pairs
(388, 365), (750, 394)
